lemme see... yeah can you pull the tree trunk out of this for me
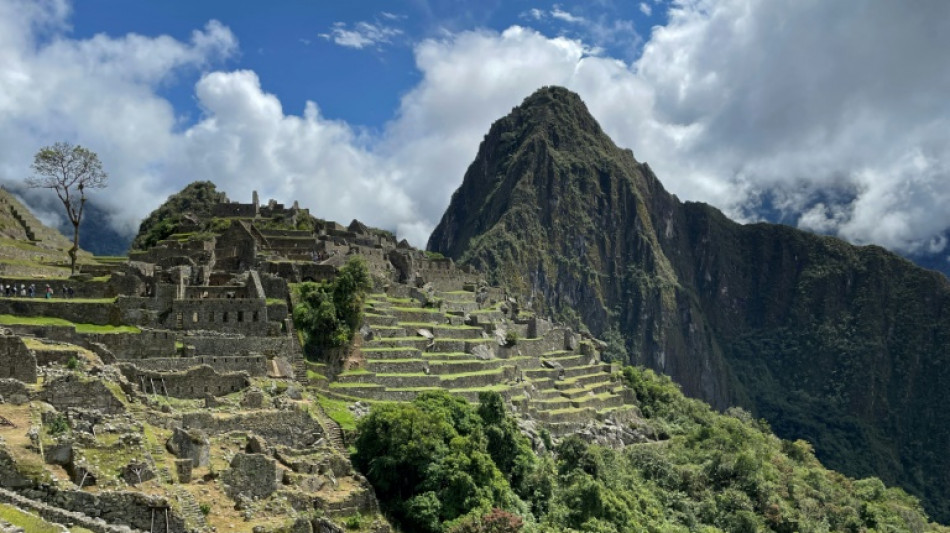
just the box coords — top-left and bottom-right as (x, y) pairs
(70, 221), (79, 275)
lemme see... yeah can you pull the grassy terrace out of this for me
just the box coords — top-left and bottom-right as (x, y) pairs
(0, 296), (116, 304)
(0, 314), (140, 334)
(398, 322), (471, 329)
(0, 503), (95, 533)
(315, 394), (357, 431)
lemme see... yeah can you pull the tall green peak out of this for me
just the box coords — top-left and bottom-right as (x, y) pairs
(428, 87), (950, 522)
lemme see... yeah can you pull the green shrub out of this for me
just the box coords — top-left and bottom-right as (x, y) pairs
(65, 356), (79, 370)
(47, 414), (69, 436)
(293, 257), (370, 357)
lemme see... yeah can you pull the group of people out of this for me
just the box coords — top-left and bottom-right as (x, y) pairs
(3, 282), (75, 299)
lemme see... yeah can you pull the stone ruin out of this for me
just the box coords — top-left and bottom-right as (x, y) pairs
(0, 189), (630, 532)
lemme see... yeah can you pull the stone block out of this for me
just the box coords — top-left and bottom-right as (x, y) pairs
(223, 453), (281, 500)
(165, 427), (210, 467)
(174, 458), (193, 483)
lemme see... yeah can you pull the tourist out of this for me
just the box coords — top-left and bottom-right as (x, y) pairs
(67, 286), (74, 299)
(45, 284), (52, 299)
(28, 284), (34, 298)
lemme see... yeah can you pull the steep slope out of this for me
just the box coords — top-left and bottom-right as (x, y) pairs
(428, 86), (950, 521)
(429, 87), (735, 408)
(0, 187), (94, 276)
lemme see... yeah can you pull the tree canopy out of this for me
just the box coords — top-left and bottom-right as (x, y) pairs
(27, 142), (108, 274)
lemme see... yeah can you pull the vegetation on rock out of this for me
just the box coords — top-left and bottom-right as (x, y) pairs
(293, 257), (371, 356)
(355, 369), (944, 532)
(131, 181), (228, 250)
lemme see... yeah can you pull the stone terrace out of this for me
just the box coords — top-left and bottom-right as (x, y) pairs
(328, 285), (631, 436)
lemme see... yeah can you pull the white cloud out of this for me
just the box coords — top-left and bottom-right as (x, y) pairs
(639, 3), (652, 16)
(551, 6), (586, 24)
(2, 0), (950, 261)
(319, 21), (402, 50)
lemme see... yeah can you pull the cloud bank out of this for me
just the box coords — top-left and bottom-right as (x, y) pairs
(2, 0), (949, 258)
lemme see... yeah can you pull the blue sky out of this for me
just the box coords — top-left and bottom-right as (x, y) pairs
(2, 0), (949, 261)
(68, 1), (662, 130)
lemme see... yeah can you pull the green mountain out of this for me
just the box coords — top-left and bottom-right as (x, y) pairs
(131, 180), (228, 250)
(428, 86), (950, 521)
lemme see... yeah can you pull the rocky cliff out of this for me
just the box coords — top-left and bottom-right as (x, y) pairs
(428, 86), (950, 521)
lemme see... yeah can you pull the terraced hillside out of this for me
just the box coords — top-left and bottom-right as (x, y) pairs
(0, 188), (96, 278)
(328, 281), (633, 436)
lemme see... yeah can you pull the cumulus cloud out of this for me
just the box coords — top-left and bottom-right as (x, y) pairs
(2, 0), (950, 260)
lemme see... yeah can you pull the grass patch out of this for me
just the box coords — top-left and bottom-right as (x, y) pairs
(0, 314), (140, 333)
(0, 503), (64, 533)
(315, 394), (357, 431)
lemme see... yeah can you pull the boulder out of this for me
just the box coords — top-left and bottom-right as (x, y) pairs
(165, 427), (210, 467)
(241, 388), (266, 408)
(471, 344), (495, 361)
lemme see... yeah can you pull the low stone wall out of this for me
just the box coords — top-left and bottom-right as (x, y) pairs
(32, 346), (81, 366)
(17, 485), (184, 533)
(0, 299), (119, 325)
(41, 374), (126, 414)
(0, 379), (29, 404)
(0, 278), (119, 299)
(182, 333), (294, 358)
(118, 364), (249, 399)
(181, 408), (323, 448)
(499, 328), (574, 358)
(0, 486), (147, 533)
(4, 325), (176, 360)
(124, 355), (267, 376)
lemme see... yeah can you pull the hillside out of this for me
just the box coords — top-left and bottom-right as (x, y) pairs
(0, 187), (96, 277)
(428, 86), (950, 521)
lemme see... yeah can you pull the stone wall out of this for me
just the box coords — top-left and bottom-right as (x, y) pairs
(181, 408), (323, 448)
(124, 355), (267, 376)
(41, 374), (126, 414)
(6, 325), (176, 360)
(0, 335), (36, 383)
(0, 379), (29, 404)
(0, 299), (119, 325)
(183, 333), (294, 358)
(118, 364), (249, 399)
(169, 298), (271, 335)
(211, 202), (256, 218)
(0, 277), (118, 299)
(15, 485), (185, 533)
(0, 486), (151, 533)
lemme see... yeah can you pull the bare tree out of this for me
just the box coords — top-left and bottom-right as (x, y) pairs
(27, 142), (108, 274)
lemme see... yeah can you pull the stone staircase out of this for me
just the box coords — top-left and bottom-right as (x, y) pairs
(313, 403), (346, 451)
(328, 287), (629, 435)
(171, 486), (207, 531)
